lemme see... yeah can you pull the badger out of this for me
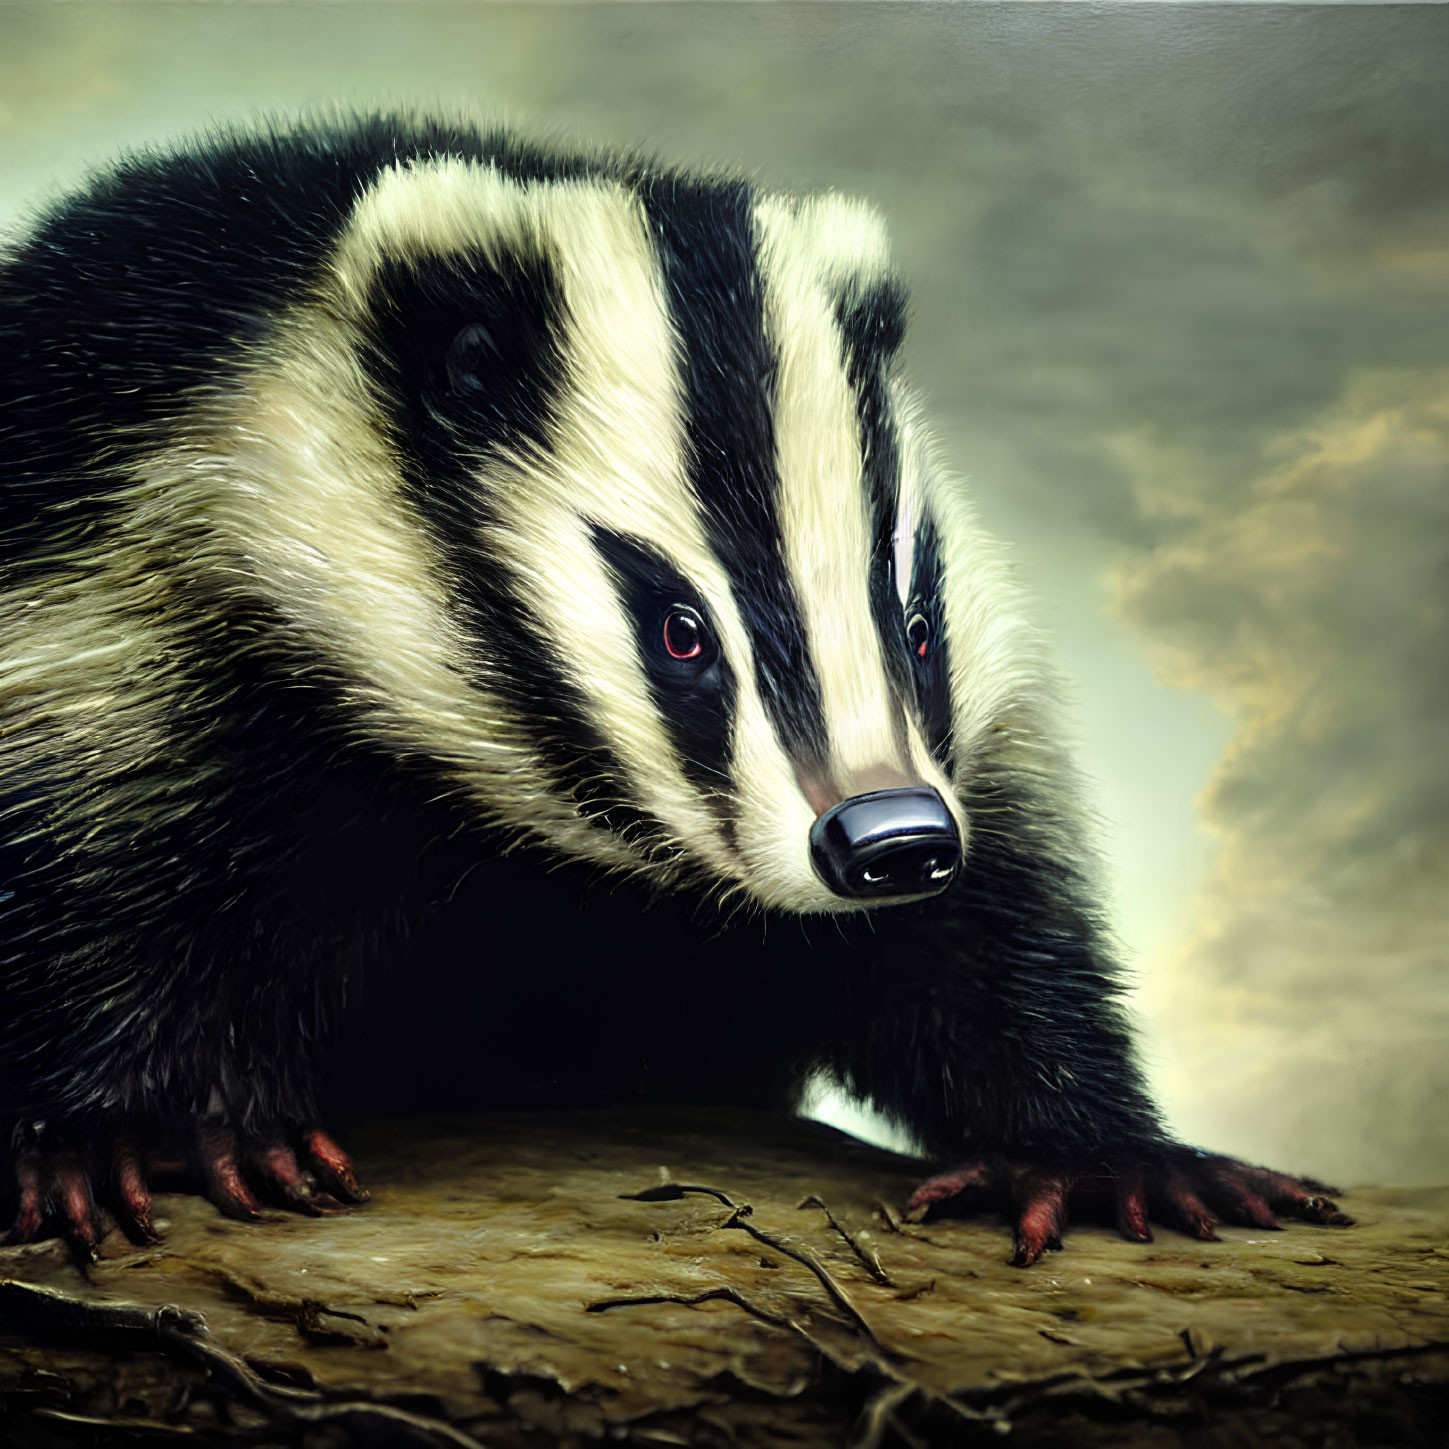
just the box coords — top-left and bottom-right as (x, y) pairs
(0, 112), (1351, 1264)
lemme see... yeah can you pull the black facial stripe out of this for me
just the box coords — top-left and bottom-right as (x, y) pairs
(362, 247), (668, 853)
(590, 527), (738, 828)
(639, 179), (829, 769)
(836, 280), (952, 770)
(837, 280), (913, 713)
(908, 514), (955, 768)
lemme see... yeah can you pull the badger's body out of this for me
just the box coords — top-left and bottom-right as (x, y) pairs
(0, 113), (1349, 1258)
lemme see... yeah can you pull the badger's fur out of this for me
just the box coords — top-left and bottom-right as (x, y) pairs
(0, 113), (1350, 1259)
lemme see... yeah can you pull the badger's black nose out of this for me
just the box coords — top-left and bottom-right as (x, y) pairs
(809, 787), (961, 902)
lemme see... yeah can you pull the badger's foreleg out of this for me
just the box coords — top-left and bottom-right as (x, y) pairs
(2, 820), (371, 1254)
(7, 1123), (366, 1255)
(816, 866), (1352, 1265)
(4, 967), (371, 1255)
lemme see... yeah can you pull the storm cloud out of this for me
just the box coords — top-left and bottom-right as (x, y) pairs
(1111, 371), (1449, 1185)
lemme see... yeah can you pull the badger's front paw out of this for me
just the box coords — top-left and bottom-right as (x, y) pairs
(185, 1123), (369, 1224)
(6, 1137), (158, 1256)
(905, 1147), (1353, 1267)
(4, 1123), (368, 1258)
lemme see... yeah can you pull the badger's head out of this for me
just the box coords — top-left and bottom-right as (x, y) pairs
(220, 151), (1040, 915)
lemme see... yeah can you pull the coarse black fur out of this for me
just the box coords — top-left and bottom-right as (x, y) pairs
(0, 111), (1173, 1232)
(329, 760), (1164, 1168)
(640, 176), (831, 770)
(0, 115), (615, 582)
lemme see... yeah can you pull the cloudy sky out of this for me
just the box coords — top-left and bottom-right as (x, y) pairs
(2, 2), (1444, 1187)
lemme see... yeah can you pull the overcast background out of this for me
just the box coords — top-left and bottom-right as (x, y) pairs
(2, 2), (1444, 1188)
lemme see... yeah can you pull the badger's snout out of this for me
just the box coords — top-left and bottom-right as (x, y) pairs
(808, 787), (960, 902)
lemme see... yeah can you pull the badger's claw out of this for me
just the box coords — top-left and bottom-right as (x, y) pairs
(906, 1146), (1352, 1267)
(187, 1122), (370, 1219)
(4, 1122), (367, 1254)
(194, 1126), (266, 1222)
(111, 1138), (160, 1245)
(11, 1152), (49, 1245)
(1152, 1153), (1354, 1239)
(191, 1124), (367, 1218)
(5, 1140), (156, 1258)
(1115, 1171), (1152, 1243)
(253, 1142), (317, 1213)
(300, 1126), (370, 1204)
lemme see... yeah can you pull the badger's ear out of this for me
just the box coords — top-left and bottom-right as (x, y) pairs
(361, 249), (565, 457)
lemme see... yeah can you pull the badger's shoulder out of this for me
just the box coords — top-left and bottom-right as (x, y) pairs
(0, 113), (630, 554)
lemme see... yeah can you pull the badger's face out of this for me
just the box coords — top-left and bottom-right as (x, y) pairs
(222, 157), (1035, 914)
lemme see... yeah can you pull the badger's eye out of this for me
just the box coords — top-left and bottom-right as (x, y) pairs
(445, 322), (498, 396)
(663, 606), (706, 661)
(906, 612), (932, 658)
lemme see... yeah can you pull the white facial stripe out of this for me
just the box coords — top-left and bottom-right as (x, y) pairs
(893, 483), (920, 609)
(336, 160), (754, 884)
(894, 391), (1045, 784)
(902, 709), (971, 851)
(729, 704), (835, 913)
(190, 328), (637, 861)
(156, 156), (834, 906)
(474, 179), (747, 882)
(753, 194), (904, 787)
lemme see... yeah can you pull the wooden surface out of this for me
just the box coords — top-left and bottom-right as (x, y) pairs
(2, 1109), (1446, 1446)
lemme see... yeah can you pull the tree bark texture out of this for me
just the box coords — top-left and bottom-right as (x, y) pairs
(1, 1109), (1446, 1447)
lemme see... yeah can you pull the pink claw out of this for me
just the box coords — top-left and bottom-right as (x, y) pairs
(1009, 1169), (1072, 1267)
(113, 1138), (158, 1245)
(6, 1118), (369, 1252)
(11, 1155), (45, 1243)
(904, 1159), (991, 1220)
(906, 1145), (1350, 1265)
(301, 1126), (369, 1204)
(1115, 1173), (1153, 1243)
(196, 1127), (264, 1222)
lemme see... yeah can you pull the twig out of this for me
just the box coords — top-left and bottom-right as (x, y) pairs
(1, 1276), (486, 1448)
(162, 1328), (488, 1447)
(0, 1277), (204, 1341)
(28, 1407), (273, 1441)
(621, 1182), (894, 1358)
(853, 1380), (917, 1449)
(798, 1194), (894, 1286)
(587, 1285), (804, 1335)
